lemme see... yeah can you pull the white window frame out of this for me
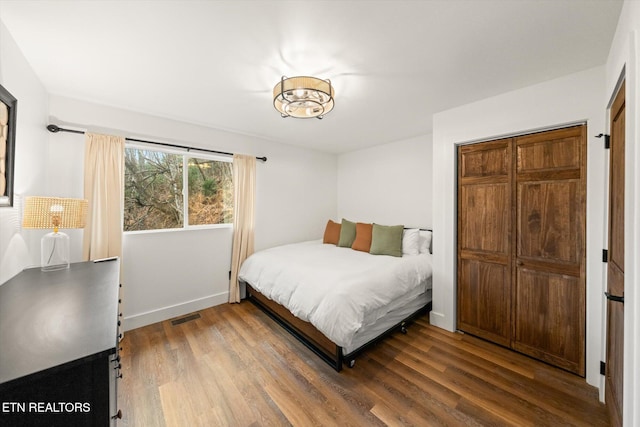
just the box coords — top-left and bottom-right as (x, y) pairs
(124, 142), (233, 234)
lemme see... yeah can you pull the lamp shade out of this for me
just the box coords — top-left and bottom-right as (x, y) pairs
(22, 197), (88, 230)
(22, 197), (88, 271)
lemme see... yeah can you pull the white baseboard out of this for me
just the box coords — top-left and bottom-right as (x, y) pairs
(122, 292), (229, 331)
(429, 310), (455, 332)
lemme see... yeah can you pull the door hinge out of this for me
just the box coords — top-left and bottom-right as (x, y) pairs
(600, 361), (606, 375)
(596, 133), (610, 149)
(229, 270), (232, 280)
(602, 249), (608, 263)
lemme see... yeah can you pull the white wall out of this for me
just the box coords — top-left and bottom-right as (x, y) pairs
(122, 226), (234, 328)
(337, 134), (432, 228)
(604, 1), (640, 425)
(0, 21), (49, 283)
(431, 66), (607, 391)
(47, 95), (338, 330)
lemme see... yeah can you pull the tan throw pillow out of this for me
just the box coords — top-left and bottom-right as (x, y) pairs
(351, 223), (373, 252)
(323, 220), (341, 245)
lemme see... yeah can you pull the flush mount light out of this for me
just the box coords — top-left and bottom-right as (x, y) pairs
(273, 76), (335, 119)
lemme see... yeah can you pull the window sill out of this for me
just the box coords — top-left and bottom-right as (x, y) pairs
(123, 223), (232, 236)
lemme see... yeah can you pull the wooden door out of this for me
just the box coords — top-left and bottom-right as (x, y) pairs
(605, 81), (625, 427)
(512, 125), (587, 376)
(457, 139), (513, 347)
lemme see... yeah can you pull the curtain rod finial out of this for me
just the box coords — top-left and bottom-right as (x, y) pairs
(47, 124), (61, 133)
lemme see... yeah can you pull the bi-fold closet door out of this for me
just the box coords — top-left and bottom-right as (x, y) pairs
(457, 125), (586, 376)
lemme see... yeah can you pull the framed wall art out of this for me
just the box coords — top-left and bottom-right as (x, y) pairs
(0, 84), (17, 207)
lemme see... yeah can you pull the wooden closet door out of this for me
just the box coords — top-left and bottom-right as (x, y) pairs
(512, 125), (586, 376)
(457, 139), (513, 346)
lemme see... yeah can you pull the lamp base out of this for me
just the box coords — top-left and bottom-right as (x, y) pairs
(41, 231), (70, 271)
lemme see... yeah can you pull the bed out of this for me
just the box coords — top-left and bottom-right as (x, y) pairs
(238, 229), (433, 371)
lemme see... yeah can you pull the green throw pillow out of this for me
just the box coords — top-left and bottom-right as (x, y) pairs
(337, 218), (357, 247)
(369, 224), (404, 257)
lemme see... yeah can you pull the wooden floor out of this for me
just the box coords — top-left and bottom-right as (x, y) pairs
(118, 302), (609, 427)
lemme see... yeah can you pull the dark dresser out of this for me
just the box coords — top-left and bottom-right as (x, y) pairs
(0, 259), (122, 426)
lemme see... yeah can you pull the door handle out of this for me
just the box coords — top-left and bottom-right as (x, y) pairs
(605, 292), (624, 304)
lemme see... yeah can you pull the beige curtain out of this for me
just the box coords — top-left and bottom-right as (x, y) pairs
(83, 133), (125, 261)
(229, 154), (256, 303)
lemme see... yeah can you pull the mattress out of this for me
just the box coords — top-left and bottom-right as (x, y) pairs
(345, 284), (432, 355)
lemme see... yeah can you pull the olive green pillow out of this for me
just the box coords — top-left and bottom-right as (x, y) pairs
(369, 224), (404, 257)
(337, 218), (357, 247)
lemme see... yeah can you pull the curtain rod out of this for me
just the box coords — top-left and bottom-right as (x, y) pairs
(46, 124), (267, 162)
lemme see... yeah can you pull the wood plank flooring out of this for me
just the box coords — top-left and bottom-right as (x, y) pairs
(118, 302), (609, 426)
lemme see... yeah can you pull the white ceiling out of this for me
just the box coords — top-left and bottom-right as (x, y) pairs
(0, 0), (623, 154)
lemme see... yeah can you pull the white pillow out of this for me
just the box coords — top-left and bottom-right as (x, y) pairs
(402, 228), (420, 256)
(418, 230), (432, 254)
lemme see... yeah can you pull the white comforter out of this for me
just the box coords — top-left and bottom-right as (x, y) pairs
(238, 240), (433, 348)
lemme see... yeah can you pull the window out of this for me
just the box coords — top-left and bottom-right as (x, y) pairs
(124, 147), (233, 232)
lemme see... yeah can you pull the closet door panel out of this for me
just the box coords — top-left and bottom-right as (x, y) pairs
(516, 134), (581, 173)
(517, 180), (582, 265)
(457, 139), (512, 346)
(513, 269), (585, 374)
(513, 125), (586, 376)
(460, 143), (509, 178)
(459, 183), (510, 254)
(458, 258), (511, 346)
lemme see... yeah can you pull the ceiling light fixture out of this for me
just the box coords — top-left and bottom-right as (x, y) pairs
(273, 76), (335, 119)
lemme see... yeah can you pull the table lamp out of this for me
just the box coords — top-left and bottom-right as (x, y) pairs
(22, 196), (88, 271)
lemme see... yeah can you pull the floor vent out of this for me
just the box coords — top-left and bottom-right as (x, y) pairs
(171, 313), (201, 326)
